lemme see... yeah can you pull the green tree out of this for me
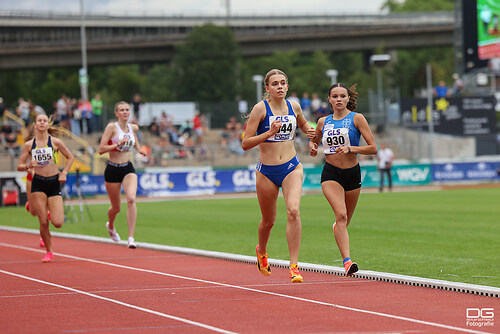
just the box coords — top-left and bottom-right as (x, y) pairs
(382, 0), (456, 97)
(171, 24), (241, 102)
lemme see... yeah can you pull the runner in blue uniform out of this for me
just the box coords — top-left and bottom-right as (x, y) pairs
(242, 69), (315, 283)
(309, 83), (377, 276)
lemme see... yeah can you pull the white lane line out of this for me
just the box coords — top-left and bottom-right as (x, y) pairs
(0, 268), (237, 334)
(0, 242), (493, 334)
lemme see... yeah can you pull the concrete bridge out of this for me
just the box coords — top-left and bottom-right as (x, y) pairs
(0, 11), (455, 69)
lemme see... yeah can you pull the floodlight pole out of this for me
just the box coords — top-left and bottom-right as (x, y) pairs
(426, 63), (434, 163)
(252, 75), (264, 103)
(80, 0), (89, 102)
(326, 69), (338, 85)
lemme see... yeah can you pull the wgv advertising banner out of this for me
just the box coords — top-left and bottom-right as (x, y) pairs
(360, 164), (431, 188)
(303, 164), (432, 189)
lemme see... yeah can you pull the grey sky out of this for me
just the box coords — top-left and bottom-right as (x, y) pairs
(0, 0), (388, 16)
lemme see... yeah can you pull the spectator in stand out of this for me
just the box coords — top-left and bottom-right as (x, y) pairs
(28, 100), (46, 117)
(153, 133), (171, 166)
(0, 97), (6, 120)
(148, 116), (160, 137)
(300, 92), (311, 120)
(17, 97), (30, 126)
(288, 92), (300, 104)
(78, 99), (93, 135)
(451, 73), (464, 96)
(221, 116), (244, 156)
(310, 93), (322, 120)
(159, 111), (169, 133)
(69, 98), (82, 137)
(193, 110), (207, 158)
(131, 93), (143, 123)
(55, 94), (69, 129)
(315, 102), (330, 123)
(2, 124), (21, 156)
(433, 80), (450, 98)
(91, 94), (103, 131)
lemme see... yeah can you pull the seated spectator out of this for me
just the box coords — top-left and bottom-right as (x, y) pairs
(221, 116), (244, 156)
(149, 116), (160, 137)
(193, 111), (207, 158)
(2, 124), (20, 156)
(315, 102), (330, 123)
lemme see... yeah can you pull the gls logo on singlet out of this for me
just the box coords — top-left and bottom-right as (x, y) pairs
(31, 147), (53, 167)
(322, 125), (351, 154)
(268, 115), (297, 141)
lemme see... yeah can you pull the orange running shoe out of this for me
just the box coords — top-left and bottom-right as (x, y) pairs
(42, 252), (53, 263)
(25, 201), (30, 212)
(344, 259), (358, 277)
(39, 237), (45, 248)
(256, 245), (271, 276)
(289, 264), (303, 283)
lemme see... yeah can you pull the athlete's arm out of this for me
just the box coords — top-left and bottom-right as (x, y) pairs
(351, 113), (377, 155)
(53, 138), (74, 182)
(17, 140), (34, 172)
(241, 102), (281, 151)
(98, 123), (118, 155)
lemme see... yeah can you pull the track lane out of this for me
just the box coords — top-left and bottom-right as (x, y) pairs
(0, 230), (498, 334)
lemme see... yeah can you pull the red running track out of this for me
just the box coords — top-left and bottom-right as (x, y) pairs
(0, 229), (498, 334)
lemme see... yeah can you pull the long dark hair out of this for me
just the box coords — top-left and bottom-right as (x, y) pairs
(328, 83), (359, 111)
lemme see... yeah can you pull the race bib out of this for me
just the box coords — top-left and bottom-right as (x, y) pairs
(267, 115), (297, 142)
(322, 125), (351, 154)
(31, 147), (53, 167)
(117, 133), (134, 151)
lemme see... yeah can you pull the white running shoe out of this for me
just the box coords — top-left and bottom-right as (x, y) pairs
(106, 222), (121, 242)
(127, 237), (137, 249)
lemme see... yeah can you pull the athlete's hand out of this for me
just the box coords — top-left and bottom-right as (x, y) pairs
(335, 145), (350, 155)
(306, 127), (316, 139)
(268, 120), (282, 136)
(58, 171), (67, 183)
(309, 142), (318, 157)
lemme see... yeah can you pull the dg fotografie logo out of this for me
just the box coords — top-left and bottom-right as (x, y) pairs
(466, 308), (494, 328)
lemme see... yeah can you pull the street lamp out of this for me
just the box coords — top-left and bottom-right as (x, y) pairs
(252, 74), (264, 103)
(369, 54), (391, 126)
(79, 0), (89, 102)
(326, 69), (338, 85)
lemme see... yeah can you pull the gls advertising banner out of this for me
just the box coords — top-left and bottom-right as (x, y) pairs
(62, 169), (257, 197)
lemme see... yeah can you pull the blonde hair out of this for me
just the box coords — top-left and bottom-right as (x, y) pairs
(262, 69), (288, 100)
(33, 113), (60, 137)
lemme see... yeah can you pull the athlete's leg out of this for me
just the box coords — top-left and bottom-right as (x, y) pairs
(281, 165), (304, 265)
(105, 182), (122, 229)
(122, 173), (138, 238)
(47, 195), (64, 228)
(321, 181), (351, 259)
(255, 170), (279, 256)
(31, 192), (51, 252)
